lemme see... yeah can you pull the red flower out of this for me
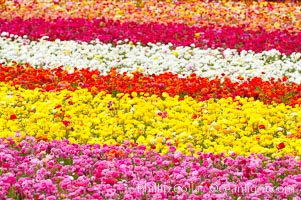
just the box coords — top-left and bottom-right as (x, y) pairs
(10, 114), (17, 120)
(103, 178), (118, 185)
(55, 104), (62, 109)
(258, 124), (265, 129)
(277, 142), (285, 150)
(201, 181), (211, 187)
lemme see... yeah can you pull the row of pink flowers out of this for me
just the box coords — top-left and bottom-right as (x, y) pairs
(1, 137), (301, 199)
(1, 17), (301, 54)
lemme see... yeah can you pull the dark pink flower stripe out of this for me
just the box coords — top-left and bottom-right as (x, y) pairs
(1, 17), (301, 53)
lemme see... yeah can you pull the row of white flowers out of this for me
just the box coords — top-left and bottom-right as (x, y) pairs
(1, 32), (301, 82)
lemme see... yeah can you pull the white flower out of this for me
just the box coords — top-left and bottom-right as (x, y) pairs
(1, 32), (9, 37)
(39, 36), (49, 41)
(1, 34), (301, 83)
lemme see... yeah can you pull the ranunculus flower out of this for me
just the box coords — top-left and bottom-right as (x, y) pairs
(62, 120), (70, 127)
(258, 124), (265, 129)
(10, 114), (17, 120)
(277, 142), (286, 150)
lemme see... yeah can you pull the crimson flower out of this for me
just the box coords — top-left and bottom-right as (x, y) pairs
(62, 120), (70, 127)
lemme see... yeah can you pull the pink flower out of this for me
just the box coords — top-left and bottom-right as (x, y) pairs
(46, 196), (56, 200)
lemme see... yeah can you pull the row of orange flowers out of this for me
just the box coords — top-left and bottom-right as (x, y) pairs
(1, 64), (301, 106)
(0, 0), (300, 32)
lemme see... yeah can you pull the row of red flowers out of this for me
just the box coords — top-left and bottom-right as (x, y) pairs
(1, 18), (301, 54)
(1, 64), (301, 106)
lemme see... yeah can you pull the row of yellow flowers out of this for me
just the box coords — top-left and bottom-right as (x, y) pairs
(0, 0), (300, 32)
(1, 83), (300, 158)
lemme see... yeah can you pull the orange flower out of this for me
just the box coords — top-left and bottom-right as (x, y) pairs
(36, 135), (48, 142)
(192, 113), (199, 119)
(106, 149), (125, 160)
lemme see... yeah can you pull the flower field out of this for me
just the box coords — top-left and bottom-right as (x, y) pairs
(1, 0), (301, 199)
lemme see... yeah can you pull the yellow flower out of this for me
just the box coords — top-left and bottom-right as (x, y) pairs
(131, 92), (138, 97)
(172, 50), (179, 57)
(194, 32), (201, 38)
(0, 83), (300, 157)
